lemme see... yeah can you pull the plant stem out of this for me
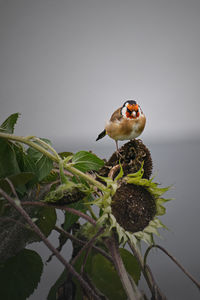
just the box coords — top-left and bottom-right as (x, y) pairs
(0, 132), (105, 191)
(71, 227), (105, 267)
(106, 235), (143, 300)
(144, 244), (200, 291)
(33, 137), (61, 161)
(128, 241), (166, 300)
(65, 163), (105, 191)
(54, 226), (113, 263)
(0, 188), (101, 300)
(87, 204), (98, 220)
(21, 201), (97, 226)
(0, 132), (58, 162)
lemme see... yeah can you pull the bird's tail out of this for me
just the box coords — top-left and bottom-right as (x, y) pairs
(96, 129), (106, 141)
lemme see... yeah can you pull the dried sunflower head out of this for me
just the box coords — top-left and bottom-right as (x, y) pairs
(95, 155), (171, 245)
(111, 182), (156, 233)
(98, 139), (152, 180)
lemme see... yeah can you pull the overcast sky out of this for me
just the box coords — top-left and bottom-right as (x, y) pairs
(1, 0), (200, 148)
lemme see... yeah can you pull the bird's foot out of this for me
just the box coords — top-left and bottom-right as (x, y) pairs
(116, 149), (123, 160)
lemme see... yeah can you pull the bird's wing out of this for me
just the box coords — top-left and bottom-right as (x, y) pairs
(110, 107), (122, 122)
(96, 129), (106, 141)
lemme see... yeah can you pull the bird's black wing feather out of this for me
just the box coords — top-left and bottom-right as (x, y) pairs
(96, 129), (106, 141)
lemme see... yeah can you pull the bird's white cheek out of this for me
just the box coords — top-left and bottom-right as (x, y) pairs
(121, 107), (126, 117)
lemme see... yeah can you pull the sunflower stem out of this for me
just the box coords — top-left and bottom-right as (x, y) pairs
(144, 244), (200, 291)
(106, 235), (143, 300)
(128, 241), (166, 300)
(0, 132), (106, 191)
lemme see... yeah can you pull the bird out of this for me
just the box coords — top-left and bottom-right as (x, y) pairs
(96, 100), (146, 152)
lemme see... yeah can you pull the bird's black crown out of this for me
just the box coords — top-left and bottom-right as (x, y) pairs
(123, 100), (137, 107)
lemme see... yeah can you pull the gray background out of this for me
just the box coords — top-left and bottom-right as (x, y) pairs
(0, 0), (200, 299)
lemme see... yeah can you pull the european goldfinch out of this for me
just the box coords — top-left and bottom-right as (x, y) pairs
(96, 100), (146, 151)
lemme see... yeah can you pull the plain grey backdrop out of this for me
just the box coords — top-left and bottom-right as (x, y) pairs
(0, 0), (200, 299)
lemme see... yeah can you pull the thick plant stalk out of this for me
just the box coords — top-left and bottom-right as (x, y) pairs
(106, 235), (143, 300)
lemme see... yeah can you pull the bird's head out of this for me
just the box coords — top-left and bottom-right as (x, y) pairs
(121, 100), (141, 119)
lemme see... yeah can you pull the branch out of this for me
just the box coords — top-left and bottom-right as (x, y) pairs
(54, 226), (113, 263)
(21, 201), (97, 226)
(128, 241), (166, 300)
(71, 227), (105, 267)
(144, 244), (200, 291)
(0, 132), (105, 191)
(0, 188), (101, 300)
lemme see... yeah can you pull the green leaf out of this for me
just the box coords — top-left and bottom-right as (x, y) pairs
(72, 151), (104, 172)
(30, 206), (57, 240)
(27, 141), (53, 181)
(114, 163), (124, 181)
(0, 113), (20, 133)
(0, 139), (21, 178)
(35, 155), (53, 181)
(119, 248), (141, 284)
(22, 152), (37, 174)
(58, 151), (73, 159)
(89, 254), (126, 300)
(0, 172), (35, 194)
(62, 201), (86, 231)
(43, 182), (84, 203)
(0, 249), (43, 300)
(156, 204), (166, 216)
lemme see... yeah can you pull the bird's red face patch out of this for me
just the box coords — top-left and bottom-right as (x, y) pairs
(126, 103), (139, 119)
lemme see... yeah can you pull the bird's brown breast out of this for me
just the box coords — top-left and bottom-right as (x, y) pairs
(106, 113), (146, 141)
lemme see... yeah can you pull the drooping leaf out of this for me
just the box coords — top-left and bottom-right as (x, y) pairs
(0, 112), (20, 133)
(42, 170), (59, 184)
(89, 253), (126, 300)
(35, 155), (53, 181)
(22, 152), (37, 174)
(27, 138), (52, 158)
(43, 182), (85, 204)
(119, 248), (141, 285)
(0, 172), (35, 194)
(27, 140), (53, 181)
(48, 247), (94, 300)
(62, 201), (86, 231)
(0, 139), (20, 178)
(0, 249), (43, 300)
(29, 206), (57, 241)
(72, 151), (104, 172)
